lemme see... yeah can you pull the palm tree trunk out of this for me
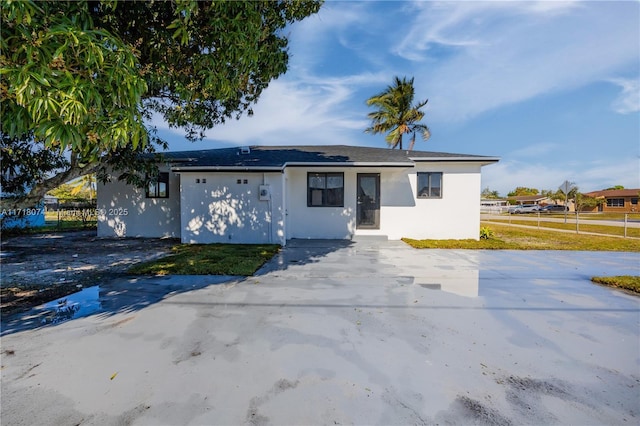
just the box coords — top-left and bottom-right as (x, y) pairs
(397, 134), (402, 150)
(408, 132), (416, 151)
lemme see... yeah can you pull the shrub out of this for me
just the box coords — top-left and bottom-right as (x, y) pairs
(480, 226), (494, 240)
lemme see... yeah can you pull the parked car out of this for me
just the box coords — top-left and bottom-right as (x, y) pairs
(540, 204), (569, 213)
(508, 204), (541, 214)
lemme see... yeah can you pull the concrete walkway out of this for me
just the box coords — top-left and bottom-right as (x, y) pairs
(1, 240), (639, 425)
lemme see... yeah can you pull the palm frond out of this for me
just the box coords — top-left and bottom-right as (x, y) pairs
(365, 76), (430, 149)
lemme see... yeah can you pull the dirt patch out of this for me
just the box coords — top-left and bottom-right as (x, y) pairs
(1, 230), (177, 316)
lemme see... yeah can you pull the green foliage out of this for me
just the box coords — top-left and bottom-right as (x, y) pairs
(128, 244), (281, 276)
(574, 192), (600, 211)
(507, 187), (539, 197)
(1, 0), (322, 206)
(481, 187), (500, 199)
(548, 189), (567, 203)
(0, 133), (69, 194)
(47, 183), (84, 202)
(47, 175), (96, 202)
(68, 174), (96, 201)
(365, 76), (430, 150)
(479, 226), (494, 240)
(566, 185), (603, 211)
(2, 0), (148, 160)
(604, 185), (625, 190)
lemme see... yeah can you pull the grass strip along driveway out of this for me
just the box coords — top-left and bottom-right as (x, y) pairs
(591, 276), (640, 294)
(403, 223), (640, 252)
(128, 243), (280, 276)
(405, 224), (639, 295)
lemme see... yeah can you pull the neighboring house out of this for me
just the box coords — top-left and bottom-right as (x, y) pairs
(507, 195), (552, 206)
(583, 189), (640, 213)
(97, 145), (499, 244)
(0, 170), (45, 230)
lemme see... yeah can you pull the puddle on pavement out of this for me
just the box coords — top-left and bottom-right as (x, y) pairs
(39, 286), (102, 325)
(1, 276), (231, 336)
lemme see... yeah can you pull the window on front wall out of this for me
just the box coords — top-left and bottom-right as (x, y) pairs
(606, 198), (624, 207)
(417, 172), (443, 198)
(146, 172), (169, 198)
(631, 198), (638, 205)
(307, 172), (344, 207)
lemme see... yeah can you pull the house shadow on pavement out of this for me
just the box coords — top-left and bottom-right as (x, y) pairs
(255, 238), (355, 275)
(1, 238), (354, 336)
(0, 275), (239, 336)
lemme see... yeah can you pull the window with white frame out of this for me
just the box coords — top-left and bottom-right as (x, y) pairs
(417, 172), (443, 198)
(307, 172), (344, 207)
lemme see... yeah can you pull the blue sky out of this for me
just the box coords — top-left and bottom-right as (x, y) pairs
(154, 1), (640, 196)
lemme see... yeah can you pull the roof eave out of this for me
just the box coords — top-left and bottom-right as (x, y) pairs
(172, 166), (284, 172)
(410, 156), (500, 164)
(283, 161), (414, 168)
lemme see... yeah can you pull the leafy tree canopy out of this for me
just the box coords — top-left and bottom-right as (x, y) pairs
(1, 0), (321, 208)
(507, 187), (539, 197)
(48, 182), (92, 203)
(481, 187), (500, 199)
(604, 185), (625, 190)
(46, 174), (96, 203)
(365, 76), (430, 150)
(573, 187), (602, 211)
(548, 189), (568, 203)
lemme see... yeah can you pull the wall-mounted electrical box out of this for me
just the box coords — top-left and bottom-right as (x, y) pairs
(259, 185), (271, 201)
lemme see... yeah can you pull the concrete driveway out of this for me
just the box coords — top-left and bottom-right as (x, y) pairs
(1, 240), (639, 425)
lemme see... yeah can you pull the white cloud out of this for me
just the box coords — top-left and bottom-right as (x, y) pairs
(608, 78), (640, 114)
(395, 1), (640, 122)
(286, 2), (372, 74)
(200, 74), (381, 146)
(395, 1), (581, 61)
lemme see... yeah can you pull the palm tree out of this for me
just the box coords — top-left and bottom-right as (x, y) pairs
(365, 76), (430, 150)
(69, 174), (97, 202)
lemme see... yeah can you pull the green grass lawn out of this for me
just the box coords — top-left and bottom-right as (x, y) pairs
(591, 276), (640, 293)
(402, 222), (640, 252)
(577, 213), (640, 221)
(484, 218), (640, 238)
(128, 243), (281, 276)
(490, 212), (640, 221)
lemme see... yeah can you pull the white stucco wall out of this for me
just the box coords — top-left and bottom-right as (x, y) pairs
(378, 163), (483, 240)
(97, 167), (181, 238)
(285, 163), (483, 241)
(180, 172), (285, 245)
(285, 168), (357, 240)
(98, 161), (484, 243)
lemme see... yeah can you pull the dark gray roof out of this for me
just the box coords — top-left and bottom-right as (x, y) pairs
(163, 145), (498, 170)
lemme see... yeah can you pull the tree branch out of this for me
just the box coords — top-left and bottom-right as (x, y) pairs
(1, 163), (100, 210)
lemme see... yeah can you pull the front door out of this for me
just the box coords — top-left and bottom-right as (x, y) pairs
(357, 173), (380, 229)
